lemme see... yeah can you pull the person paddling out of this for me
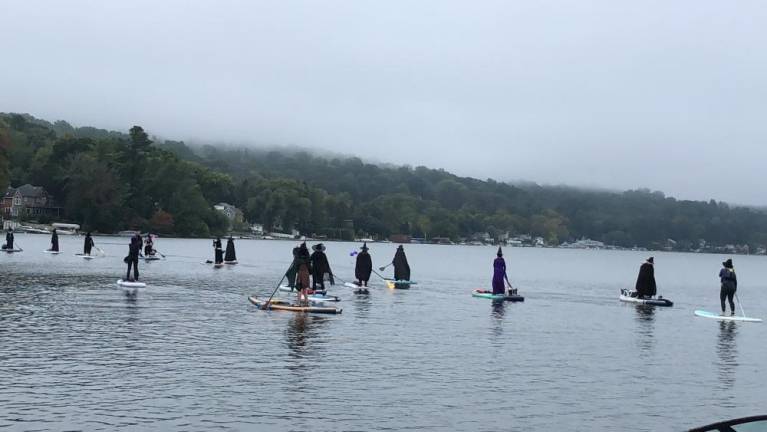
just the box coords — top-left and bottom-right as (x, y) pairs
(144, 233), (154, 257)
(355, 242), (373, 287)
(213, 237), (223, 264)
(49, 228), (59, 252)
(635, 257), (656, 299)
(310, 243), (334, 290)
(225, 236), (237, 262)
(295, 242), (312, 305)
(719, 258), (737, 316)
(286, 244), (301, 289)
(492, 246), (511, 295)
(392, 245), (411, 281)
(126, 235), (140, 281)
(3, 228), (14, 250)
(83, 232), (95, 256)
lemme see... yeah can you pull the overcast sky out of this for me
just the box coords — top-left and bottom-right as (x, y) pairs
(2, 1), (765, 204)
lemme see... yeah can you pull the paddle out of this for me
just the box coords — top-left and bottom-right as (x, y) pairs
(735, 293), (747, 318)
(261, 265), (292, 310)
(372, 269), (388, 281)
(378, 262), (393, 272)
(95, 246), (106, 257)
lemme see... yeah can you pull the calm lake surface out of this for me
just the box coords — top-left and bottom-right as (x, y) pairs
(1, 234), (765, 431)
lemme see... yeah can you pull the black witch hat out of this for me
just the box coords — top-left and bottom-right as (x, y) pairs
(497, 246), (503, 256)
(361, 242), (369, 251)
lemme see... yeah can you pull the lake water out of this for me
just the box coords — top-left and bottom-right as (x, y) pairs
(1, 234), (765, 431)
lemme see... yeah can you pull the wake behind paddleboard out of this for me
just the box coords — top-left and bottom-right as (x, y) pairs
(694, 310), (762, 322)
(117, 279), (146, 288)
(472, 289), (524, 302)
(248, 296), (341, 314)
(619, 289), (673, 307)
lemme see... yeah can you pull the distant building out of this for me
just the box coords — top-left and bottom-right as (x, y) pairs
(251, 223), (264, 235)
(214, 202), (244, 223)
(2, 184), (62, 219)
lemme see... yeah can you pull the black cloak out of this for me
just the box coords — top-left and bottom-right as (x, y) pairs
(225, 237), (237, 261)
(310, 250), (334, 285)
(355, 251), (373, 282)
(393, 247), (410, 281)
(635, 262), (657, 297)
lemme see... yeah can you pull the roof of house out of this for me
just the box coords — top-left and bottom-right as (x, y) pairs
(5, 184), (47, 198)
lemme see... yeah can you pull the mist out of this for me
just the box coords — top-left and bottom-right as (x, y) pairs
(1, 0), (765, 204)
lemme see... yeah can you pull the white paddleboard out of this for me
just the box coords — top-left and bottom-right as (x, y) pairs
(2, 248), (23, 253)
(344, 282), (365, 289)
(44, 250), (62, 254)
(117, 279), (146, 288)
(694, 310), (762, 323)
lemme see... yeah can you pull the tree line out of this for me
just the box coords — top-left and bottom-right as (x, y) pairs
(2, 113), (767, 251)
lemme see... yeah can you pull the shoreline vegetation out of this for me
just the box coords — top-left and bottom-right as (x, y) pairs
(2, 112), (767, 255)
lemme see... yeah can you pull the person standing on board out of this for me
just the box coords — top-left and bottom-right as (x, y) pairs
(213, 237), (223, 264)
(126, 235), (140, 281)
(144, 233), (154, 257)
(492, 246), (511, 295)
(83, 232), (95, 255)
(355, 243), (373, 287)
(286, 244), (301, 289)
(635, 257), (657, 299)
(719, 258), (737, 316)
(49, 228), (59, 252)
(224, 236), (237, 263)
(3, 228), (14, 250)
(310, 243), (334, 290)
(295, 242), (312, 305)
(392, 245), (411, 282)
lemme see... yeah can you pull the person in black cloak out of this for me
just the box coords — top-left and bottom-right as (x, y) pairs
(3, 228), (14, 250)
(355, 242), (373, 287)
(213, 237), (223, 264)
(295, 242), (312, 305)
(392, 245), (411, 281)
(144, 233), (154, 256)
(719, 258), (737, 316)
(49, 229), (59, 252)
(285, 244), (301, 289)
(126, 234), (140, 281)
(225, 236), (237, 262)
(83, 232), (95, 255)
(635, 257), (657, 299)
(310, 243), (334, 290)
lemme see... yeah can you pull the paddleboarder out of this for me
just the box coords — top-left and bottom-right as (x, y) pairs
(49, 228), (59, 252)
(295, 242), (312, 305)
(144, 233), (154, 257)
(492, 246), (511, 295)
(225, 236), (237, 262)
(310, 243), (334, 290)
(355, 242), (373, 287)
(635, 257), (656, 299)
(83, 232), (94, 255)
(286, 244), (301, 289)
(3, 228), (13, 250)
(213, 237), (223, 264)
(719, 258), (737, 316)
(392, 245), (411, 281)
(125, 235), (140, 281)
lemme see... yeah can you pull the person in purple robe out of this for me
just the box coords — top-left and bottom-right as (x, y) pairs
(492, 246), (510, 295)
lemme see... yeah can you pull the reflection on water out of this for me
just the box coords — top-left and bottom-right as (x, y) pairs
(716, 321), (738, 392)
(489, 301), (506, 339)
(634, 305), (655, 356)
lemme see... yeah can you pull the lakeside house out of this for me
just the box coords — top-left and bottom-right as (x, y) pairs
(1, 184), (62, 219)
(213, 202), (244, 228)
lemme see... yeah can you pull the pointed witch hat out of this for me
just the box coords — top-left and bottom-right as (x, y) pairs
(497, 246), (503, 256)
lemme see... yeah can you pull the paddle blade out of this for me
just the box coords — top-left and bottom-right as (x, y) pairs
(378, 266), (386, 271)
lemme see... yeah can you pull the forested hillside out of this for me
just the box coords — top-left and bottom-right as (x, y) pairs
(2, 113), (767, 251)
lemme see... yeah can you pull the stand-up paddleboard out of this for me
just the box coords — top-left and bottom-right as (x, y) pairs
(144, 255), (161, 261)
(213, 263), (224, 268)
(344, 282), (370, 294)
(694, 310), (762, 322)
(279, 285), (328, 296)
(248, 296), (341, 314)
(472, 289), (525, 302)
(619, 289), (673, 307)
(117, 279), (146, 288)
(224, 260), (238, 265)
(385, 279), (417, 289)
(308, 294), (341, 304)
(44, 250), (62, 254)
(75, 253), (95, 259)
(2, 248), (23, 253)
